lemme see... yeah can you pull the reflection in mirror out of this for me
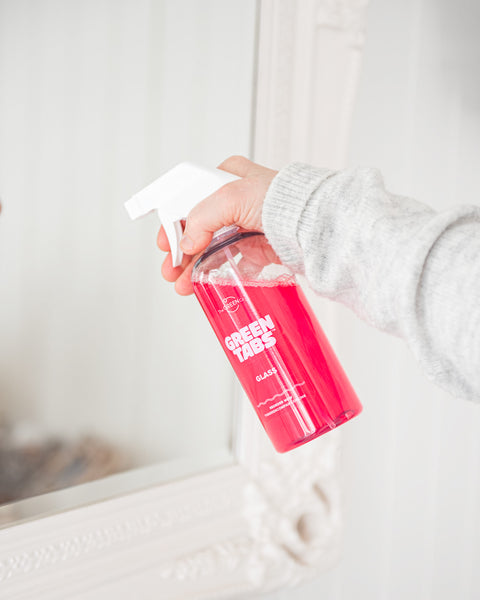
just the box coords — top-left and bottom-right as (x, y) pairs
(0, 0), (257, 525)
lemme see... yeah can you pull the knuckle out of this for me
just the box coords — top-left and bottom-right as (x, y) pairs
(218, 155), (250, 170)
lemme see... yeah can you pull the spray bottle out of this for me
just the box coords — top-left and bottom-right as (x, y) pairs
(125, 162), (362, 453)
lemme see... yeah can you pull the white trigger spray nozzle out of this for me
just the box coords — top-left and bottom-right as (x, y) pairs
(124, 162), (239, 267)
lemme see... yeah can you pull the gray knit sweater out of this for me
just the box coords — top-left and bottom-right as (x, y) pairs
(262, 163), (480, 403)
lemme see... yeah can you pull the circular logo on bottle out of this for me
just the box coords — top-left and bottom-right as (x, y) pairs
(217, 296), (244, 313)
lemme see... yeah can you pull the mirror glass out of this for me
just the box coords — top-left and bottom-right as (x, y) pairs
(0, 0), (258, 525)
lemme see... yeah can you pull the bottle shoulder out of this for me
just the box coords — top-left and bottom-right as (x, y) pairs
(192, 230), (293, 285)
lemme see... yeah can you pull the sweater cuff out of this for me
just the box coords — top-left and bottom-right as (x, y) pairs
(262, 162), (335, 272)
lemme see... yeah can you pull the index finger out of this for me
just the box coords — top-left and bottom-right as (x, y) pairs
(157, 220), (186, 253)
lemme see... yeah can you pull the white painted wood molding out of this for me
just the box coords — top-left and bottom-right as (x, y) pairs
(0, 1), (368, 597)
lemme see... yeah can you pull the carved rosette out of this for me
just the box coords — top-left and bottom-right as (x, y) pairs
(241, 432), (343, 591)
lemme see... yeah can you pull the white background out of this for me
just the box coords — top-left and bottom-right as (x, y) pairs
(257, 0), (480, 598)
(0, 0), (256, 465)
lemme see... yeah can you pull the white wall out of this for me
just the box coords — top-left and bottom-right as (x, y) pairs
(0, 0), (257, 464)
(255, 0), (480, 598)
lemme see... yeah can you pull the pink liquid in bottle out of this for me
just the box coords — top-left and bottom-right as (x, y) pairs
(193, 231), (362, 453)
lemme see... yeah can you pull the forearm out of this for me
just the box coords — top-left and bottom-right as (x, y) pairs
(263, 163), (480, 402)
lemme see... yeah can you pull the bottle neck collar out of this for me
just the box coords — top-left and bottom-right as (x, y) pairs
(195, 230), (263, 269)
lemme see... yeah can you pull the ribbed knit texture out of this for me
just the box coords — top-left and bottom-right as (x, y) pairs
(262, 162), (480, 403)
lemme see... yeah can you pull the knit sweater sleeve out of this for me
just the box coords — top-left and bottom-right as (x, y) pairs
(262, 162), (480, 403)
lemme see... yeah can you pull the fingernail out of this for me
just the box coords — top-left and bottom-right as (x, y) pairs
(180, 234), (194, 252)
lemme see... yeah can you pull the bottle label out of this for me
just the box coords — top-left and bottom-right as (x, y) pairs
(221, 307), (304, 421)
(224, 314), (277, 362)
(194, 280), (316, 424)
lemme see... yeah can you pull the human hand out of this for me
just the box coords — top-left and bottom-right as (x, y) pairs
(157, 155), (278, 295)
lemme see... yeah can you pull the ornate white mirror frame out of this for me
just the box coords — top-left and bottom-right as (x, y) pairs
(0, 1), (368, 598)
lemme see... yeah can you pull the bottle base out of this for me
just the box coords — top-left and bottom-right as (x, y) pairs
(274, 409), (360, 453)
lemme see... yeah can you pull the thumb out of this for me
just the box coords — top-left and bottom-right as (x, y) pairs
(180, 182), (240, 255)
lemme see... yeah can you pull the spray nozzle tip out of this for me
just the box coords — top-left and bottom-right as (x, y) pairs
(124, 197), (143, 220)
